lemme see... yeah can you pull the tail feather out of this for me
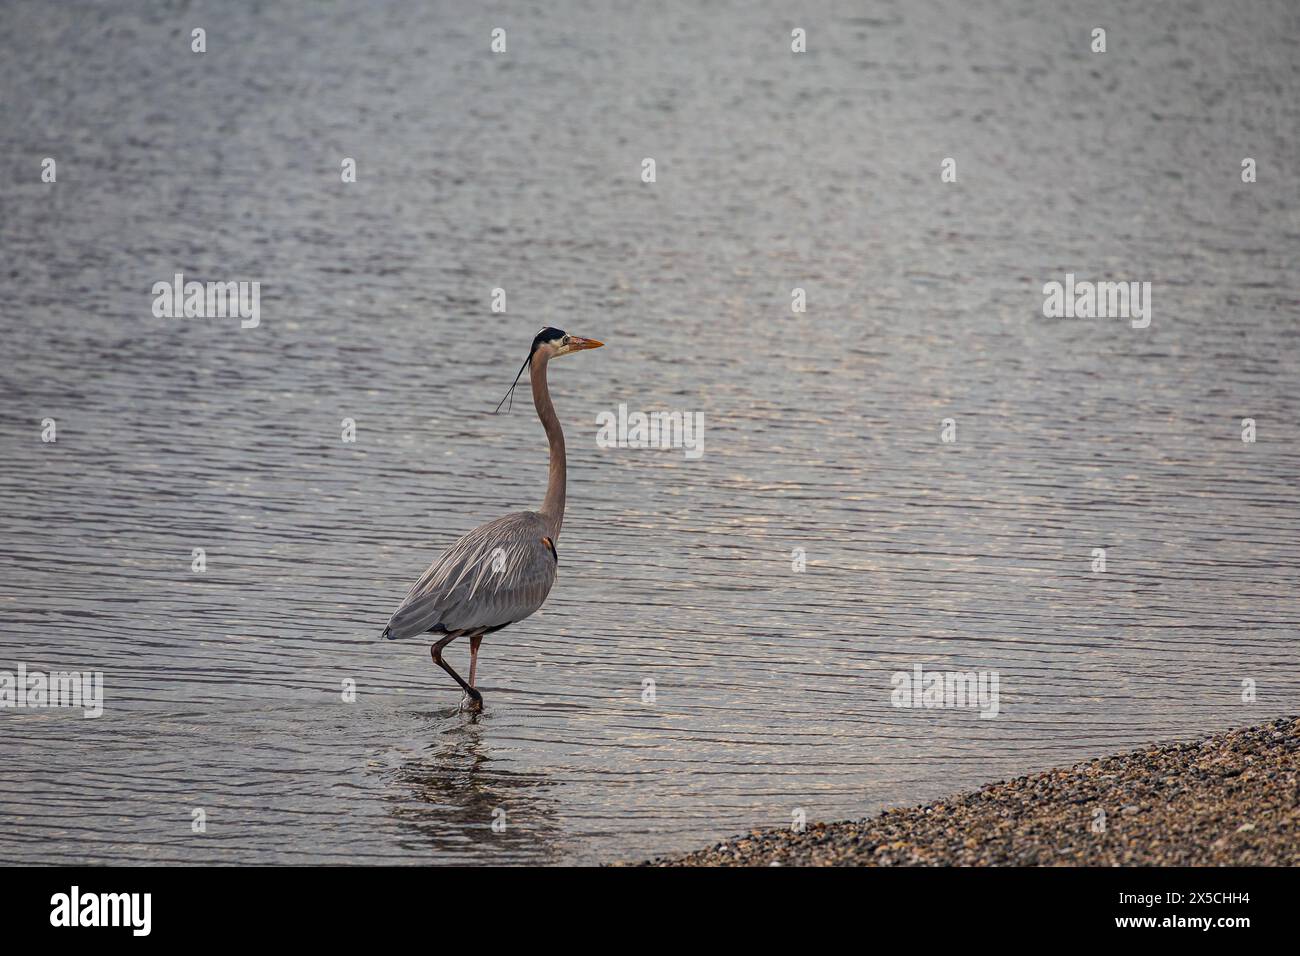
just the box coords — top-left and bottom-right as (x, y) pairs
(383, 594), (445, 642)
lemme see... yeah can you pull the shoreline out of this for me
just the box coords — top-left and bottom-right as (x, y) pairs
(639, 716), (1299, 866)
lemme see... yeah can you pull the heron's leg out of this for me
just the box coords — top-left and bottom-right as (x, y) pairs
(431, 632), (483, 706)
(468, 633), (484, 687)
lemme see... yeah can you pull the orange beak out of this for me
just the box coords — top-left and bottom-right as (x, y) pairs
(569, 336), (604, 351)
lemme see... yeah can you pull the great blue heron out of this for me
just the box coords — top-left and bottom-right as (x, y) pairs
(381, 327), (604, 710)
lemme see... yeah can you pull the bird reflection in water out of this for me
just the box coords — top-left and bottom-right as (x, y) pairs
(382, 711), (564, 863)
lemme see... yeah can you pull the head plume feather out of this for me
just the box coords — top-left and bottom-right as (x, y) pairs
(494, 328), (565, 414)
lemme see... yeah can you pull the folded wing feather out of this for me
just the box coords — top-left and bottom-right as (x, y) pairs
(384, 511), (558, 640)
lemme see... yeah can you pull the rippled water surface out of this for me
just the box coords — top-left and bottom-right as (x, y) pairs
(1, 0), (1298, 864)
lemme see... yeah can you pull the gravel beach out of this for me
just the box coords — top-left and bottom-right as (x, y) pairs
(642, 717), (1299, 866)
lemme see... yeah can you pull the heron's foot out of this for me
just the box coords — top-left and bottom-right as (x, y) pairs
(459, 690), (484, 713)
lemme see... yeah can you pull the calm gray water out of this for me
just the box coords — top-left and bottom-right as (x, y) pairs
(1, 0), (1297, 865)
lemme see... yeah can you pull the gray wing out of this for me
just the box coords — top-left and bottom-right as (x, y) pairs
(382, 511), (558, 640)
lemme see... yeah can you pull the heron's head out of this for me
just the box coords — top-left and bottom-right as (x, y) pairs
(495, 327), (604, 413)
(529, 326), (604, 362)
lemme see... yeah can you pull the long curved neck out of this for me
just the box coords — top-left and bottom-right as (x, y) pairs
(531, 354), (566, 539)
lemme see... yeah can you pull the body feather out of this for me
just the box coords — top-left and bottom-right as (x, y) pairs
(382, 511), (558, 640)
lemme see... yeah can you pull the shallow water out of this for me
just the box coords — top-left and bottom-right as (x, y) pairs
(1, 0), (1297, 864)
